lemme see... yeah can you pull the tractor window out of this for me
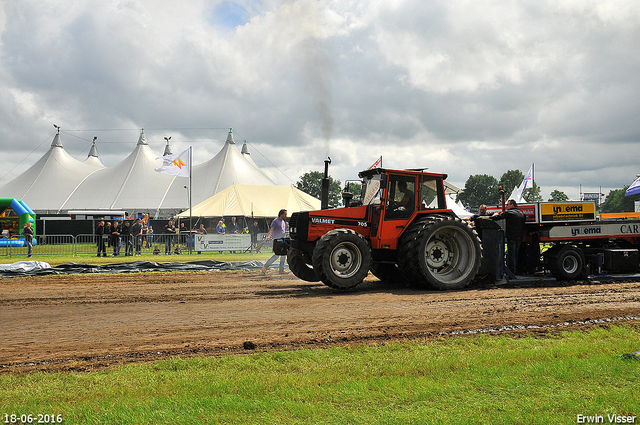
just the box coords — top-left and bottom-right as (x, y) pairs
(361, 174), (383, 205)
(421, 177), (442, 209)
(385, 175), (415, 219)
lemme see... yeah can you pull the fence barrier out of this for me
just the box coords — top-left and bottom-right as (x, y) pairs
(0, 233), (275, 258)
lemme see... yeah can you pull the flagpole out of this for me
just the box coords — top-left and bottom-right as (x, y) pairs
(189, 146), (193, 254)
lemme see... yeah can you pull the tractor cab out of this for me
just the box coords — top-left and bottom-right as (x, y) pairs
(357, 168), (450, 250)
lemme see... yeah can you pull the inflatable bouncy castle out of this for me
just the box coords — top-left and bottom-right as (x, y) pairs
(0, 198), (36, 247)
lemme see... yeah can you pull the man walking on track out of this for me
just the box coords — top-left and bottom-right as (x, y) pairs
(262, 209), (288, 275)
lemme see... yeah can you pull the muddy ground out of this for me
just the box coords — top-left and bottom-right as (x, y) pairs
(1, 270), (639, 373)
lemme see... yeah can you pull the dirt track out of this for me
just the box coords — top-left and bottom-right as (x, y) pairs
(1, 270), (640, 373)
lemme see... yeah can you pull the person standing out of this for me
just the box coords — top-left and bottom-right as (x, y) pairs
(22, 222), (34, 258)
(489, 199), (526, 273)
(466, 204), (489, 240)
(229, 217), (240, 234)
(111, 220), (122, 256)
(96, 220), (107, 257)
(123, 220), (133, 256)
(215, 220), (226, 254)
(147, 225), (154, 246)
(104, 222), (112, 249)
(470, 204), (488, 221)
(216, 220), (226, 234)
(163, 219), (176, 255)
(249, 220), (260, 253)
(229, 217), (240, 253)
(262, 209), (288, 275)
(179, 222), (187, 245)
(131, 218), (143, 255)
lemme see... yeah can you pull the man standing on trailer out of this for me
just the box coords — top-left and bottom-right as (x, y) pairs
(488, 199), (526, 273)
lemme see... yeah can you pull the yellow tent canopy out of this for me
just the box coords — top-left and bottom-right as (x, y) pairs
(177, 184), (321, 218)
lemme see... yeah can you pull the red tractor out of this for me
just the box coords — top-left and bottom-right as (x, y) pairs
(283, 167), (483, 290)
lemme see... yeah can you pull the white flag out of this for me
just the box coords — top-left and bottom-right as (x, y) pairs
(155, 148), (190, 177)
(513, 165), (533, 202)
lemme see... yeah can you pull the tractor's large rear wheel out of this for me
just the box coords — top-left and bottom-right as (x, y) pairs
(312, 229), (371, 290)
(287, 247), (320, 282)
(399, 216), (482, 290)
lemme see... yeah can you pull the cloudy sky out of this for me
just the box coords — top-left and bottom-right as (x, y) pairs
(1, 0), (639, 201)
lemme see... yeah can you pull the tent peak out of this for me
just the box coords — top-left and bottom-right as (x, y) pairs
(137, 129), (148, 146)
(225, 128), (235, 145)
(241, 141), (250, 155)
(163, 139), (173, 156)
(51, 132), (63, 148)
(87, 137), (99, 158)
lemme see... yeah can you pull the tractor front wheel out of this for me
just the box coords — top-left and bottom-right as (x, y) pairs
(312, 229), (371, 290)
(287, 247), (320, 282)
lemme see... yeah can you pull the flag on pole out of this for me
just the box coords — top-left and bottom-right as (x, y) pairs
(155, 148), (190, 177)
(512, 164), (533, 203)
(625, 176), (640, 197)
(368, 156), (382, 169)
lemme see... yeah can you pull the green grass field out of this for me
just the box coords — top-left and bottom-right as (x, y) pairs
(0, 250), (274, 267)
(1, 326), (638, 424)
(1, 252), (639, 423)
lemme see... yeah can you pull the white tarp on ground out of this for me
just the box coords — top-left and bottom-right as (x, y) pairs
(0, 261), (52, 273)
(178, 184), (321, 218)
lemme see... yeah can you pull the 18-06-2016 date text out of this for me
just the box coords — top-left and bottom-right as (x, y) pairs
(4, 414), (63, 424)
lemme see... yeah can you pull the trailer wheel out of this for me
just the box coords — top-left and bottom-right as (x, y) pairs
(549, 245), (584, 281)
(312, 229), (371, 290)
(370, 262), (409, 286)
(399, 216), (482, 290)
(287, 248), (320, 282)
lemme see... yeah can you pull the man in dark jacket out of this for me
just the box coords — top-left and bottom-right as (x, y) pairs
(131, 218), (143, 255)
(122, 221), (133, 256)
(163, 220), (176, 255)
(489, 199), (526, 273)
(95, 220), (107, 257)
(111, 220), (122, 256)
(23, 222), (34, 257)
(249, 220), (260, 253)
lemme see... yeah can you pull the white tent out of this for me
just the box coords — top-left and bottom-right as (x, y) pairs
(178, 184), (321, 218)
(1, 129), (280, 217)
(59, 130), (178, 215)
(0, 132), (104, 212)
(163, 130), (276, 207)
